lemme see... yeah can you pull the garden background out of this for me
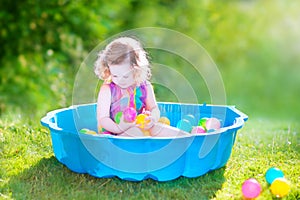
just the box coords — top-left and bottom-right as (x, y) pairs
(1, 1), (299, 199)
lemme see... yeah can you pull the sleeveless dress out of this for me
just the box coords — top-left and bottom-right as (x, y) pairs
(99, 81), (148, 134)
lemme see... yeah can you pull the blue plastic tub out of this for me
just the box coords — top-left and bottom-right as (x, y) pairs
(41, 102), (247, 181)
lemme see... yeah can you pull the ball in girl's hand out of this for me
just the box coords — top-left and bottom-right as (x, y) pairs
(142, 110), (151, 116)
(136, 114), (150, 129)
(123, 107), (137, 122)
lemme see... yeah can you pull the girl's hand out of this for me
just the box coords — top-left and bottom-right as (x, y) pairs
(118, 115), (136, 133)
(141, 116), (155, 130)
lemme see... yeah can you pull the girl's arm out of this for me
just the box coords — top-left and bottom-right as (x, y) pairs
(97, 84), (133, 134)
(145, 82), (160, 124)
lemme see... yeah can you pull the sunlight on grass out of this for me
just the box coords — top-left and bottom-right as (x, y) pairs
(214, 118), (300, 199)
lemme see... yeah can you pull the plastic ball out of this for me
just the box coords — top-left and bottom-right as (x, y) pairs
(86, 130), (97, 135)
(241, 178), (262, 199)
(270, 177), (290, 198)
(191, 126), (206, 134)
(206, 118), (221, 130)
(158, 117), (170, 125)
(114, 112), (123, 124)
(123, 107), (137, 122)
(80, 128), (89, 133)
(136, 114), (150, 129)
(183, 114), (197, 126)
(142, 130), (151, 136)
(198, 118), (207, 128)
(80, 128), (96, 135)
(176, 119), (192, 132)
(265, 167), (284, 184)
(98, 125), (103, 133)
(142, 110), (151, 116)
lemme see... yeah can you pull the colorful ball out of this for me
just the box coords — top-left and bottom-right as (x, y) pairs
(86, 130), (97, 134)
(136, 114), (150, 129)
(241, 178), (262, 199)
(176, 119), (192, 132)
(265, 167), (284, 184)
(123, 107), (137, 122)
(80, 128), (89, 133)
(142, 130), (151, 136)
(158, 117), (170, 125)
(191, 126), (206, 134)
(206, 117), (221, 131)
(198, 118), (207, 129)
(142, 110), (151, 116)
(183, 114), (197, 126)
(80, 128), (96, 135)
(114, 112), (123, 124)
(270, 177), (290, 198)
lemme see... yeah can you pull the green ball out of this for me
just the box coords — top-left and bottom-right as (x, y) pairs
(114, 112), (123, 124)
(198, 118), (207, 128)
(80, 128), (88, 133)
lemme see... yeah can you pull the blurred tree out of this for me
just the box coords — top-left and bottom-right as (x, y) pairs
(0, 0), (299, 119)
(0, 0), (131, 115)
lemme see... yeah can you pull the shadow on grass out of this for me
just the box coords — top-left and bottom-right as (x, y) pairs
(6, 156), (226, 199)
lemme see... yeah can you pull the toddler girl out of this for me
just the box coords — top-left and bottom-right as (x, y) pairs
(94, 36), (188, 137)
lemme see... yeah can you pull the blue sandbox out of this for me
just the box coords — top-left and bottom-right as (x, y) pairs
(41, 102), (247, 181)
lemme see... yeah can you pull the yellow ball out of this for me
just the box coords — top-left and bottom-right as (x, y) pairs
(86, 130), (97, 135)
(142, 130), (151, 136)
(270, 178), (290, 198)
(158, 117), (170, 125)
(136, 114), (149, 129)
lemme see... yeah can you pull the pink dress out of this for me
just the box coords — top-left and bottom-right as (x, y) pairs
(109, 81), (148, 120)
(100, 81), (148, 134)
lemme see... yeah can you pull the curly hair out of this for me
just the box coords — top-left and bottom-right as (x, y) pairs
(94, 37), (151, 85)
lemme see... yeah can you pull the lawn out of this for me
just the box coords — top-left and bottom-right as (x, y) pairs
(1, 115), (299, 199)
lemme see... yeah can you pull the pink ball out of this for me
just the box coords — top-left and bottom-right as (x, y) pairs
(242, 178), (262, 199)
(191, 126), (206, 134)
(206, 118), (221, 130)
(142, 110), (151, 116)
(123, 107), (137, 122)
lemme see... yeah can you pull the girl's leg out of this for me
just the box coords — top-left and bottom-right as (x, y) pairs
(119, 126), (145, 137)
(150, 123), (189, 137)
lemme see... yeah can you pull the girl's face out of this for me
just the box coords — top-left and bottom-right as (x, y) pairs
(109, 60), (135, 89)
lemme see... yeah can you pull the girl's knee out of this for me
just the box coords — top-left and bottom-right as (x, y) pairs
(150, 124), (183, 137)
(120, 127), (144, 137)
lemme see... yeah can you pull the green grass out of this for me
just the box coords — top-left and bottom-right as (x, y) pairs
(1, 116), (299, 200)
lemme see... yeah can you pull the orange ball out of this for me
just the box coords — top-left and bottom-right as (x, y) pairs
(136, 114), (150, 129)
(158, 117), (170, 125)
(270, 178), (290, 198)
